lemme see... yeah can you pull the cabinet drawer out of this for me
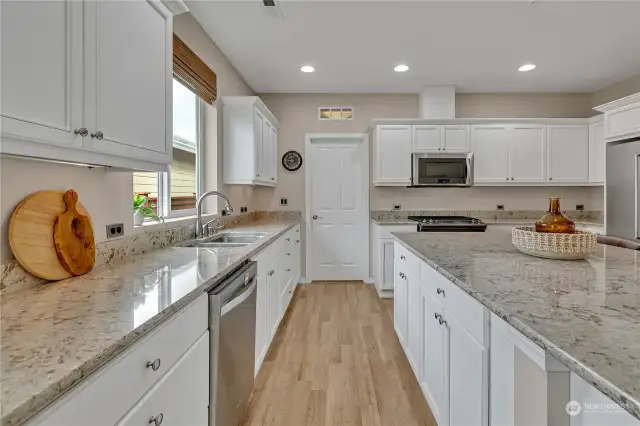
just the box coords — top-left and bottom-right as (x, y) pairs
(116, 331), (210, 426)
(29, 295), (208, 426)
(396, 243), (420, 281)
(421, 262), (487, 346)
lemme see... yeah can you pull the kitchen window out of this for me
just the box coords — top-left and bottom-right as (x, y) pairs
(133, 78), (203, 219)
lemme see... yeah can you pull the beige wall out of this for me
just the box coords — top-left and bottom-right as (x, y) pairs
(257, 93), (603, 215)
(0, 12), (257, 263)
(592, 74), (640, 107)
(456, 93), (593, 118)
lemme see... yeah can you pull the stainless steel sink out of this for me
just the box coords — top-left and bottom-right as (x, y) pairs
(178, 232), (267, 248)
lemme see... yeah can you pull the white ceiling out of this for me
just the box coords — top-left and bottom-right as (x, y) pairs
(186, 1), (640, 94)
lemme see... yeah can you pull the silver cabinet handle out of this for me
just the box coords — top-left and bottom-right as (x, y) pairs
(286, 238), (291, 241)
(74, 128), (88, 137)
(400, 255), (406, 260)
(149, 413), (163, 425)
(436, 288), (445, 296)
(286, 253), (291, 256)
(90, 130), (104, 140)
(312, 215), (318, 220)
(146, 358), (161, 371)
(399, 272), (406, 279)
(268, 270), (274, 276)
(439, 317), (447, 326)
(434, 313), (442, 321)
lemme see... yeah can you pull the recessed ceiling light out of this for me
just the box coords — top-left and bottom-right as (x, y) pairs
(394, 64), (409, 73)
(518, 64), (536, 72)
(300, 65), (315, 73)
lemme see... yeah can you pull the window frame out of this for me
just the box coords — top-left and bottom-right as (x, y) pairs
(135, 79), (204, 222)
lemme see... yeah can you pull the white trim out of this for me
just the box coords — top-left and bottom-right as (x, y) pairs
(364, 277), (374, 284)
(593, 91), (640, 112)
(304, 132), (370, 283)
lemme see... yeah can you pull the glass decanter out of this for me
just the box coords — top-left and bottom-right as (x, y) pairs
(535, 197), (575, 233)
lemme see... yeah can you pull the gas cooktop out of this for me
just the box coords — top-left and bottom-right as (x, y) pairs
(407, 216), (487, 232)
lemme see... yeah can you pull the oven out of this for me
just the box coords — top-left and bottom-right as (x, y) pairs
(411, 152), (473, 187)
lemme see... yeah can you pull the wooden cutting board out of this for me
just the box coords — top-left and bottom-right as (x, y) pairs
(9, 190), (93, 281)
(54, 190), (95, 276)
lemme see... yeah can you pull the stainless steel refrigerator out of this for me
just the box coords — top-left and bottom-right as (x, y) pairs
(606, 137), (640, 239)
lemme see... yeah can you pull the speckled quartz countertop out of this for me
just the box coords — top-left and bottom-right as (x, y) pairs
(391, 227), (640, 419)
(0, 219), (299, 426)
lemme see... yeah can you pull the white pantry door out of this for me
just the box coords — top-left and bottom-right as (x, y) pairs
(308, 137), (367, 281)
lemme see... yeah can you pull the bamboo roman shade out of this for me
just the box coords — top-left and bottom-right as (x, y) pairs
(173, 35), (217, 104)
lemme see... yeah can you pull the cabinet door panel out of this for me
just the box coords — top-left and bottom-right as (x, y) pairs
(253, 110), (264, 180)
(510, 126), (546, 183)
(375, 125), (412, 185)
(471, 126), (510, 184)
(412, 125), (442, 152)
(262, 120), (272, 183)
(255, 271), (267, 375)
(449, 315), (488, 426)
(85, 0), (169, 161)
(393, 256), (408, 345)
(442, 125), (470, 152)
(422, 286), (448, 426)
(589, 120), (605, 184)
(270, 126), (278, 184)
(266, 256), (280, 341)
(1, 0), (83, 148)
(381, 240), (395, 290)
(547, 125), (589, 183)
(406, 275), (421, 376)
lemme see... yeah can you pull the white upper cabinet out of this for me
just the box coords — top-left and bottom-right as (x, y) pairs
(374, 125), (412, 186)
(412, 125), (470, 153)
(0, 0), (176, 171)
(589, 117), (606, 184)
(594, 92), (640, 142)
(547, 125), (589, 184)
(471, 125), (510, 184)
(222, 97), (279, 187)
(1, 0), (84, 150)
(442, 125), (470, 152)
(83, 0), (171, 163)
(510, 126), (546, 183)
(412, 125), (442, 152)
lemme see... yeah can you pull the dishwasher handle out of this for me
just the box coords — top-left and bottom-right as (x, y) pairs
(221, 279), (256, 316)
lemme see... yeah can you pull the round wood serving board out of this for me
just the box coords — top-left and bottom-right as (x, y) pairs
(9, 190), (92, 281)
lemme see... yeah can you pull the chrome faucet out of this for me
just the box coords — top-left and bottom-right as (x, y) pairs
(195, 191), (234, 238)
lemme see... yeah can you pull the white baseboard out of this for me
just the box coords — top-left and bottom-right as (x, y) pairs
(299, 277), (308, 284)
(363, 276), (374, 284)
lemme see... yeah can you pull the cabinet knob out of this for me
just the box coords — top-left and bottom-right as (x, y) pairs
(146, 358), (161, 371)
(296, 239), (300, 243)
(271, 178), (275, 180)
(286, 238), (291, 241)
(74, 127), (88, 137)
(549, 177), (553, 181)
(506, 177), (509, 181)
(434, 312), (442, 321)
(286, 268), (290, 272)
(436, 288), (445, 296)
(400, 255), (406, 260)
(268, 270), (274, 276)
(90, 130), (104, 140)
(438, 317), (447, 326)
(511, 177), (514, 181)
(287, 253), (291, 256)
(149, 413), (164, 426)
(257, 174), (260, 177)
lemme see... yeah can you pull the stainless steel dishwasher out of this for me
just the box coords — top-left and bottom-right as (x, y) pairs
(209, 260), (257, 426)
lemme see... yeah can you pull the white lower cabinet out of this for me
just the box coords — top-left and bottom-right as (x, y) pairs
(420, 285), (448, 426)
(394, 242), (489, 426)
(372, 223), (416, 298)
(27, 295), (209, 426)
(116, 332), (210, 426)
(252, 225), (301, 376)
(570, 374), (640, 426)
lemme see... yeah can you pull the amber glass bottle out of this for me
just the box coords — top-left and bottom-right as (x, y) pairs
(535, 197), (575, 233)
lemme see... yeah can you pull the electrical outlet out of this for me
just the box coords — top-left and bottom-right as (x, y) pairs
(241, 206), (248, 213)
(393, 205), (401, 210)
(280, 198), (288, 206)
(576, 204), (585, 211)
(496, 205), (505, 211)
(106, 223), (124, 239)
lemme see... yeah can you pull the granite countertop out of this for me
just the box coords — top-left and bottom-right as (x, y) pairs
(0, 219), (299, 426)
(391, 227), (640, 420)
(372, 217), (604, 227)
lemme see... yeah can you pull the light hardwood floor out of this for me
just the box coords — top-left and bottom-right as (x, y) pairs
(242, 282), (437, 426)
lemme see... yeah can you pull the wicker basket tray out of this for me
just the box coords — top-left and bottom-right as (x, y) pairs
(512, 226), (597, 260)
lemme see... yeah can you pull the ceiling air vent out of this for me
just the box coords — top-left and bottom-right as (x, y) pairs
(319, 107), (354, 121)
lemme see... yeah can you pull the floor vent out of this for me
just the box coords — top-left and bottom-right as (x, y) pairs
(319, 107), (354, 121)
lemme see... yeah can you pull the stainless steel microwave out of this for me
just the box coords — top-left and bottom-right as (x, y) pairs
(411, 153), (474, 187)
